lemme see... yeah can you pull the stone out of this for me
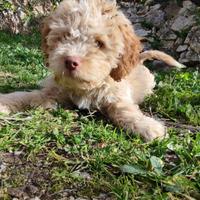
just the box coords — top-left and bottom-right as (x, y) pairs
(164, 2), (181, 19)
(179, 49), (200, 63)
(183, 0), (194, 8)
(160, 31), (177, 40)
(186, 49), (200, 61)
(182, 0), (196, 11)
(185, 26), (200, 54)
(136, 4), (149, 15)
(145, 9), (165, 27)
(144, 0), (154, 6)
(178, 1), (196, 15)
(157, 23), (177, 40)
(171, 15), (195, 31)
(142, 42), (152, 51)
(150, 4), (161, 10)
(134, 23), (151, 37)
(162, 40), (175, 50)
(176, 45), (188, 52)
(125, 12), (142, 23)
(175, 38), (184, 46)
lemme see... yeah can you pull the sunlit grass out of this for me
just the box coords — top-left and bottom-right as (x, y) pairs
(0, 31), (199, 199)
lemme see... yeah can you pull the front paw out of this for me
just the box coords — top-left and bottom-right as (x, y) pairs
(0, 103), (11, 115)
(139, 117), (166, 141)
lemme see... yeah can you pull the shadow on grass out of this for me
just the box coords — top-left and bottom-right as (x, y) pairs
(0, 30), (41, 49)
(0, 84), (39, 93)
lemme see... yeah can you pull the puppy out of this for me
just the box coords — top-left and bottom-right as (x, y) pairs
(0, 0), (184, 141)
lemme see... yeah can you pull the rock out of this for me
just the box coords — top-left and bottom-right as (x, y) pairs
(142, 42), (152, 51)
(145, 7), (165, 27)
(176, 45), (188, 52)
(125, 12), (142, 23)
(135, 29), (151, 37)
(186, 49), (200, 61)
(178, 1), (196, 16)
(179, 49), (200, 63)
(134, 23), (151, 37)
(164, 2), (181, 19)
(157, 22), (178, 40)
(171, 15), (195, 31)
(136, 4), (150, 15)
(158, 29), (177, 40)
(175, 38), (184, 46)
(182, 0), (196, 12)
(150, 4), (161, 10)
(162, 40), (175, 50)
(144, 0), (154, 6)
(185, 26), (200, 54)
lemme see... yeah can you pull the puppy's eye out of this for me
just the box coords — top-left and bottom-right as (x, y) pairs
(95, 40), (105, 49)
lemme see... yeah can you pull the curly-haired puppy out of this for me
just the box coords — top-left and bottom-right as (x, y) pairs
(0, 0), (184, 141)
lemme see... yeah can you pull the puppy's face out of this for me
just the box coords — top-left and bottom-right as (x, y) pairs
(42, 0), (141, 90)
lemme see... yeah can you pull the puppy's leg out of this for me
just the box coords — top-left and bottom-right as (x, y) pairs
(0, 88), (58, 114)
(130, 65), (155, 104)
(106, 102), (165, 141)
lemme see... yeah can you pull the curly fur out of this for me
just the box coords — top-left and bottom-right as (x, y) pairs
(0, 0), (184, 141)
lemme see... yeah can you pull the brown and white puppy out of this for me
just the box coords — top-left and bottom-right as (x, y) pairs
(0, 0), (184, 141)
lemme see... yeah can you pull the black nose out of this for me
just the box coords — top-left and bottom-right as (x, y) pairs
(65, 56), (81, 71)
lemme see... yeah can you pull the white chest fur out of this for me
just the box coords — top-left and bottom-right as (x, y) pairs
(68, 80), (133, 110)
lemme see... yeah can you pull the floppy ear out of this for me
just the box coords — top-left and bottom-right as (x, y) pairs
(41, 18), (51, 67)
(110, 21), (142, 81)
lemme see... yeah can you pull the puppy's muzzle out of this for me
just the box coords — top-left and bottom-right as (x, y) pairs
(65, 56), (82, 71)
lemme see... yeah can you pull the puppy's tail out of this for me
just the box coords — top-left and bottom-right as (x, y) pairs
(140, 50), (186, 68)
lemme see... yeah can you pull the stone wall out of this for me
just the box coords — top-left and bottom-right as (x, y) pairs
(0, 0), (61, 33)
(0, 0), (200, 65)
(119, 0), (200, 66)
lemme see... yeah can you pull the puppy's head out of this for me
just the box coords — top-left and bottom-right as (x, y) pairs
(41, 0), (141, 89)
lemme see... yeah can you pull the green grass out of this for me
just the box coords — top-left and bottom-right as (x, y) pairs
(0, 31), (200, 200)
(143, 69), (200, 126)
